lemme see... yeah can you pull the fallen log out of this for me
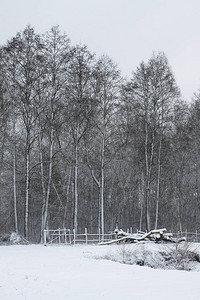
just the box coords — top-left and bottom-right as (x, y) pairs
(137, 228), (167, 240)
(99, 228), (167, 245)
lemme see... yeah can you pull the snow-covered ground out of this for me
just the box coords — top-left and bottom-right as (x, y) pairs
(0, 243), (200, 300)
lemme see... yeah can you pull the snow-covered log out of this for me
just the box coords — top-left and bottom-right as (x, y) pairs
(99, 228), (167, 245)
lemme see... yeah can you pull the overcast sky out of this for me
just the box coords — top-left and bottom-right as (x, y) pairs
(1, 0), (200, 101)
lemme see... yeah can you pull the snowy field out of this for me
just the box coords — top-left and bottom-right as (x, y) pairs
(0, 243), (200, 300)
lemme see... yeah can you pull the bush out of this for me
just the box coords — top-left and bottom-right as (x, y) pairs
(95, 241), (200, 271)
(160, 241), (200, 271)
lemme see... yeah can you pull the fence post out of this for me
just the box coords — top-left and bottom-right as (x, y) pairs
(73, 229), (76, 245)
(85, 228), (88, 244)
(44, 229), (47, 246)
(58, 228), (61, 244)
(64, 228), (66, 244)
(69, 229), (72, 245)
(98, 228), (101, 242)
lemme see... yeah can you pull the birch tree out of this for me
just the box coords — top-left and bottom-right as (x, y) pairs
(148, 54), (179, 229)
(39, 26), (70, 242)
(66, 45), (95, 233)
(86, 56), (120, 237)
(2, 26), (44, 238)
(123, 52), (179, 231)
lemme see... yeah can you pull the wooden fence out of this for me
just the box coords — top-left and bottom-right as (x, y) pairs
(171, 231), (200, 243)
(43, 228), (200, 246)
(43, 228), (117, 246)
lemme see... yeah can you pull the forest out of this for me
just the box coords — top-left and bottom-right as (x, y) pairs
(0, 25), (200, 243)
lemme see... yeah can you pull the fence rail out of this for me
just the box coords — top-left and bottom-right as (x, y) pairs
(43, 228), (117, 246)
(43, 228), (200, 246)
(171, 231), (200, 243)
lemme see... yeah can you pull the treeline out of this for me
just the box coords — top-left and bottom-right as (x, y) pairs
(0, 25), (199, 242)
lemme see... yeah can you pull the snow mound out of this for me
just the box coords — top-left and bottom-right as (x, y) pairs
(10, 232), (23, 244)
(0, 232), (30, 245)
(95, 242), (200, 271)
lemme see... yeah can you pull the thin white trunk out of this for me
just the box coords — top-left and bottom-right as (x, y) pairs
(155, 138), (162, 229)
(139, 173), (144, 232)
(43, 126), (54, 231)
(177, 197), (182, 233)
(144, 120), (151, 232)
(12, 99), (18, 233)
(145, 119), (155, 232)
(74, 123), (79, 233)
(100, 127), (105, 239)
(86, 146), (101, 234)
(63, 167), (72, 228)
(39, 127), (46, 243)
(25, 150), (30, 239)
(139, 184), (143, 232)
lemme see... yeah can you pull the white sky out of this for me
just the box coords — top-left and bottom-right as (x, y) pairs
(1, 0), (200, 101)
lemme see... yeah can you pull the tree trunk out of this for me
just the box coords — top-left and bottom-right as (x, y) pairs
(43, 126), (54, 232)
(144, 121), (151, 232)
(39, 126), (47, 243)
(155, 138), (162, 229)
(100, 126), (105, 239)
(25, 147), (30, 239)
(177, 196), (183, 233)
(139, 173), (144, 231)
(12, 98), (18, 233)
(145, 121), (155, 232)
(74, 122), (79, 233)
(63, 166), (72, 228)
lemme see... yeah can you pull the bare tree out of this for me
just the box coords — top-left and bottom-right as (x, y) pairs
(38, 26), (70, 242)
(2, 26), (45, 239)
(65, 45), (95, 233)
(86, 56), (120, 237)
(122, 53), (179, 231)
